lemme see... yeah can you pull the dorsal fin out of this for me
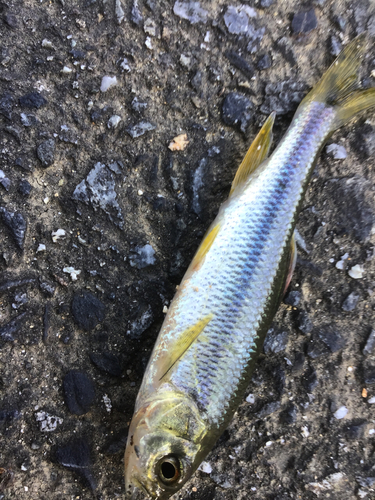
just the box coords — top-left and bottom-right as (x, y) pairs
(191, 223), (221, 271)
(159, 314), (213, 380)
(229, 112), (276, 197)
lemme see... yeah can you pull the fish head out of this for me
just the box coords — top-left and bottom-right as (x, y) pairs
(125, 391), (207, 499)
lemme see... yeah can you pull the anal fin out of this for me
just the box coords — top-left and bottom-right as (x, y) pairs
(159, 314), (213, 380)
(230, 112), (276, 197)
(283, 232), (297, 297)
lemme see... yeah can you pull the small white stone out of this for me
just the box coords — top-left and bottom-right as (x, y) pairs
(326, 143), (347, 160)
(41, 39), (54, 49)
(369, 428), (375, 435)
(120, 58), (131, 72)
(265, 441), (273, 447)
(180, 54), (191, 67)
(138, 189), (143, 196)
(162, 305), (168, 313)
(36, 243), (46, 253)
(301, 426), (309, 438)
(103, 394), (112, 413)
(145, 37), (153, 49)
(368, 396), (375, 404)
(198, 461), (212, 474)
(246, 393), (255, 404)
(100, 75), (118, 92)
(61, 66), (73, 74)
(334, 406), (348, 419)
(52, 229), (66, 243)
(63, 267), (81, 281)
(108, 115), (122, 129)
(348, 264), (365, 279)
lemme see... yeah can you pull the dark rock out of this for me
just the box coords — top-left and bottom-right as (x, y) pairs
(0, 208), (27, 250)
(71, 291), (106, 331)
(63, 370), (96, 415)
(18, 180), (32, 197)
(14, 157), (30, 171)
(222, 92), (254, 133)
(284, 290), (301, 306)
(279, 403), (296, 424)
(70, 49), (86, 60)
(0, 93), (14, 120)
(129, 244), (156, 269)
(353, 124), (375, 157)
(342, 292), (360, 312)
(129, 304), (154, 338)
(191, 70), (203, 91)
(0, 409), (21, 432)
(257, 53), (272, 71)
(56, 438), (96, 490)
(126, 121), (156, 138)
(344, 420), (366, 439)
(264, 328), (288, 354)
(261, 80), (307, 115)
(297, 311), (313, 334)
(0, 278), (35, 293)
(364, 367), (375, 385)
(131, 0), (143, 25)
(39, 280), (56, 296)
(0, 312), (27, 341)
(292, 351), (305, 372)
(37, 139), (55, 168)
(256, 401), (281, 418)
(19, 92), (47, 109)
(275, 37), (297, 67)
(292, 9), (318, 34)
(302, 366), (318, 392)
(318, 326), (346, 353)
(152, 196), (168, 211)
(89, 352), (122, 377)
(307, 336), (329, 359)
(363, 330), (375, 356)
(131, 97), (148, 112)
(4, 13), (17, 28)
(225, 51), (254, 79)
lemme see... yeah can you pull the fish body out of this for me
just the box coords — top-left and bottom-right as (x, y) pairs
(125, 35), (375, 499)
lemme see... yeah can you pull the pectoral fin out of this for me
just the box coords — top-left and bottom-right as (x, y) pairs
(230, 112), (275, 197)
(159, 314), (213, 380)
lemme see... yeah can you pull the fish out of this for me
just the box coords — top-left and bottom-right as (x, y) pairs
(124, 34), (375, 499)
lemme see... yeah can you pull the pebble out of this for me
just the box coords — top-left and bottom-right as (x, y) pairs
(224, 5), (256, 35)
(336, 252), (349, 270)
(89, 352), (122, 377)
(115, 0), (125, 24)
(72, 162), (124, 228)
(107, 115), (122, 129)
(225, 51), (254, 79)
(131, 97), (148, 112)
(37, 139), (55, 168)
(260, 0), (273, 7)
(334, 406), (348, 419)
(0, 93), (14, 119)
(257, 53), (272, 71)
(35, 411), (63, 432)
(222, 92), (254, 133)
(279, 403), (297, 424)
(0, 312), (27, 341)
(71, 291), (106, 331)
(63, 370), (96, 415)
(61, 66), (73, 74)
(36, 243), (46, 253)
(129, 244), (156, 269)
(326, 143), (347, 159)
(246, 393), (255, 403)
(51, 229), (66, 243)
(18, 180), (32, 196)
(198, 462), (212, 474)
(129, 304), (154, 338)
(330, 35), (342, 57)
(41, 39), (53, 49)
(19, 92), (47, 109)
(0, 208), (27, 250)
(291, 9), (318, 34)
(144, 18), (157, 37)
(342, 292), (360, 312)
(0, 170), (11, 191)
(261, 80), (307, 115)
(173, 1), (208, 24)
(363, 330), (375, 356)
(348, 264), (365, 279)
(297, 311), (313, 334)
(126, 121), (156, 138)
(168, 133), (189, 151)
(264, 328), (288, 354)
(145, 37), (153, 50)
(368, 396), (375, 404)
(20, 113), (38, 127)
(131, 0), (143, 26)
(192, 158), (205, 215)
(284, 290), (301, 306)
(56, 438), (96, 490)
(318, 326), (346, 353)
(63, 267), (81, 281)
(12, 292), (28, 310)
(100, 76), (118, 92)
(120, 58), (131, 72)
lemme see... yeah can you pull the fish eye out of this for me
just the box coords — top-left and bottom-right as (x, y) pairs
(156, 455), (182, 485)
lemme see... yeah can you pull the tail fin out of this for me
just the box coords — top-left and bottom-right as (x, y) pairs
(302, 33), (375, 130)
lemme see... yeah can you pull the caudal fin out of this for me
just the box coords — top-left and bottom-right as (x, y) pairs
(302, 33), (375, 130)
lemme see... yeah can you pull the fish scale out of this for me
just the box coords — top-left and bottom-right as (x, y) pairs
(125, 35), (375, 500)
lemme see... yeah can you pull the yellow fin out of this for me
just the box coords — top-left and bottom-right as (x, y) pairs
(301, 34), (375, 129)
(229, 112), (275, 197)
(159, 314), (213, 380)
(191, 223), (220, 271)
(283, 232), (297, 296)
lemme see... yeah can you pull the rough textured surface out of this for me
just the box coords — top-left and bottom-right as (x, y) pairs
(0, 1), (375, 499)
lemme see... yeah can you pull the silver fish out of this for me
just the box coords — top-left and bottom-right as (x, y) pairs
(124, 34), (375, 499)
